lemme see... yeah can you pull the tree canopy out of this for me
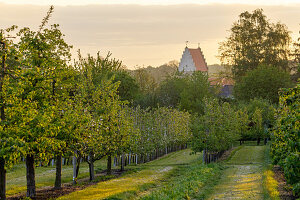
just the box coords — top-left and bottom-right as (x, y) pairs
(234, 65), (293, 103)
(219, 9), (291, 80)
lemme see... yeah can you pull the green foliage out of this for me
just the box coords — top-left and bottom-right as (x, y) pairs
(16, 20), (72, 162)
(157, 71), (213, 114)
(0, 26), (25, 169)
(179, 72), (212, 114)
(237, 98), (275, 141)
(234, 65), (293, 104)
(219, 9), (291, 79)
(271, 83), (300, 196)
(111, 70), (139, 102)
(129, 106), (191, 155)
(74, 51), (137, 161)
(245, 98), (275, 127)
(156, 73), (186, 108)
(132, 68), (158, 108)
(191, 99), (243, 153)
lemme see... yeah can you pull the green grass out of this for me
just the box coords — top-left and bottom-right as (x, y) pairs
(6, 158), (107, 196)
(139, 162), (222, 200)
(58, 149), (201, 200)
(207, 145), (274, 200)
(226, 145), (265, 165)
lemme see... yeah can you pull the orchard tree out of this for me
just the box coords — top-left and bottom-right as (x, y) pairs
(234, 65), (293, 103)
(192, 98), (243, 162)
(219, 9), (291, 79)
(16, 6), (72, 198)
(74, 51), (137, 179)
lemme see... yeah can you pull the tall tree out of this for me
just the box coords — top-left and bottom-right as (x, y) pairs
(16, 6), (72, 198)
(219, 9), (291, 79)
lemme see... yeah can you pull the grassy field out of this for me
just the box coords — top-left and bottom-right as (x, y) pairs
(6, 158), (107, 196)
(57, 149), (224, 200)
(7, 142), (279, 200)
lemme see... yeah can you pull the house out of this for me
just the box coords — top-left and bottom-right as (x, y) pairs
(178, 46), (208, 73)
(209, 77), (234, 98)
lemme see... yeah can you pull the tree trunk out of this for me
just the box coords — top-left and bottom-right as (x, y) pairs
(203, 149), (206, 164)
(107, 155), (112, 175)
(264, 138), (267, 145)
(72, 155), (77, 185)
(76, 158), (80, 179)
(88, 152), (95, 181)
(0, 157), (6, 200)
(120, 154), (125, 171)
(26, 155), (36, 198)
(257, 138), (261, 146)
(54, 154), (62, 189)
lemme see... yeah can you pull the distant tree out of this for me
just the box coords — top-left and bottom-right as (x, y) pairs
(234, 65), (293, 104)
(156, 71), (212, 114)
(291, 28), (300, 82)
(133, 68), (158, 107)
(156, 73), (186, 108)
(219, 9), (291, 80)
(133, 68), (157, 94)
(179, 72), (212, 114)
(111, 70), (140, 102)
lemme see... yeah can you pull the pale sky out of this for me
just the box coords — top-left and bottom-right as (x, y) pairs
(1, 0), (300, 6)
(0, 1), (300, 68)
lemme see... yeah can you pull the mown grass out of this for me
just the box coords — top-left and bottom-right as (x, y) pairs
(6, 158), (107, 196)
(58, 149), (200, 200)
(139, 162), (222, 200)
(207, 145), (267, 200)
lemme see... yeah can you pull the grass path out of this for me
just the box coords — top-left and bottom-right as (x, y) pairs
(208, 145), (266, 200)
(57, 149), (200, 200)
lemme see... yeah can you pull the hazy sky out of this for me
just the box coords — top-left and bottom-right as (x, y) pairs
(0, 1), (300, 68)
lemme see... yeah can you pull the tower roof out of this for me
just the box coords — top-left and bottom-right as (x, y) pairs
(188, 47), (208, 72)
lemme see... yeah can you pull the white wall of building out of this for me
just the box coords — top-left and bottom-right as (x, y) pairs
(178, 47), (196, 72)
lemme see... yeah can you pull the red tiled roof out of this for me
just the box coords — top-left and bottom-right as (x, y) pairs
(188, 48), (208, 72)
